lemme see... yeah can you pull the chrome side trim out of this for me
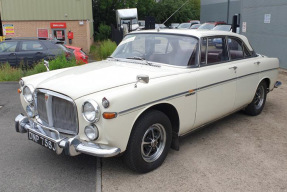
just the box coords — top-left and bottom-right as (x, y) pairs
(118, 91), (189, 115)
(118, 68), (278, 115)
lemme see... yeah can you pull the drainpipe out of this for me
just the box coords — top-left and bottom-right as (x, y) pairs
(227, 0), (230, 24)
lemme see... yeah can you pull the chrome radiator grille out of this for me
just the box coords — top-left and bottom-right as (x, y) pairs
(36, 89), (78, 135)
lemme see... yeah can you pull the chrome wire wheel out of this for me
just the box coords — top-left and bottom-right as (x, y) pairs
(254, 85), (265, 110)
(141, 123), (166, 163)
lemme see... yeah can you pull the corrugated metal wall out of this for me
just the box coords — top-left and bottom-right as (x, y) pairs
(0, 0), (93, 21)
(241, 0), (287, 69)
(200, 0), (241, 24)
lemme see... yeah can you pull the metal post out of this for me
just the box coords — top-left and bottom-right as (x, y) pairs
(227, 0), (230, 24)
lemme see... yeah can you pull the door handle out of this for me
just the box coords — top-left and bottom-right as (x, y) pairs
(254, 61), (261, 65)
(229, 66), (237, 70)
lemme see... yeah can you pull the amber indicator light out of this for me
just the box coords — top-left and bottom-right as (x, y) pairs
(17, 89), (22, 94)
(103, 112), (117, 119)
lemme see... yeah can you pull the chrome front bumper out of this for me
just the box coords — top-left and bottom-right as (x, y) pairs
(15, 114), (121, 157)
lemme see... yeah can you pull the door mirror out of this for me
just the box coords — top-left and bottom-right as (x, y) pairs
(44, 60), (50, 71)
(134, 74), (149, 88)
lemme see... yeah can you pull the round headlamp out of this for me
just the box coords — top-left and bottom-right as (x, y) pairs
(82, 100), (100, 123)
(23, 85), (34, 103)
(84, 125), (99, 140)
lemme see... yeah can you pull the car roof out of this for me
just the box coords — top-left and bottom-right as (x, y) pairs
(130, 29), (253, 51)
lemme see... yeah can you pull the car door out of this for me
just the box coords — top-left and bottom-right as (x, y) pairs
(17, 40), (47, 67)
(193, 36), (236, 128)
(0, 41), (18, 66)
(227, 37), (260, 109)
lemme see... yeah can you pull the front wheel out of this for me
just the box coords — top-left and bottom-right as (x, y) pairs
(244, 81), (267, 116)
(124, 110), (172, 173)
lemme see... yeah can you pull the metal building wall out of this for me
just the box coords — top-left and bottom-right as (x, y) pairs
(241, 0), (287, 69)
(0, 0), (93, 21)
(200, 0), (241, 24)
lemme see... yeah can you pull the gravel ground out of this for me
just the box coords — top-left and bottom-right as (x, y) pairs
(102, 71), (287, 192)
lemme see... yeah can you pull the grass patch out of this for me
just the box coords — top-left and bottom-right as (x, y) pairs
(0, 63), (23, 81)
(90, 39), (117, 61)
(0, 55), (79, 82)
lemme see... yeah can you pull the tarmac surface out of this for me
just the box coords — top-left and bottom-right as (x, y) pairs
(0, 72), (286, 192)
(0, 82), (98, 192)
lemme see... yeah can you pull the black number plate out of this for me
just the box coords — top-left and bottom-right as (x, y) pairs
(28, 130), (56, 152)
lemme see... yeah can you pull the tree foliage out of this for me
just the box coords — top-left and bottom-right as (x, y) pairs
(92, 0), (200, 32)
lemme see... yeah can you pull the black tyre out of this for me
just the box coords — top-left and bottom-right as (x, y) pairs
(124, 110), (172, 173)
(244, 81), (267, 116)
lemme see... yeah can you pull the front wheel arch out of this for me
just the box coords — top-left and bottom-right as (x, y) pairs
(132, 103), (180, 150)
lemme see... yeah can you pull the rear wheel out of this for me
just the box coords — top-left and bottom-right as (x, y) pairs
(124, 110), (172, 173)
(245, 81), (267, 116)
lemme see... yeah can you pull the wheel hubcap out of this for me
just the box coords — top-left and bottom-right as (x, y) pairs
(254, 85), (265, 110)
(141, 123), (166, 163)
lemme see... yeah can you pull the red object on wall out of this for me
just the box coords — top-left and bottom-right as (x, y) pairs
(50, 22), (66, 28)
(37, 29), (48, 38)
(68, 31), (74, 39)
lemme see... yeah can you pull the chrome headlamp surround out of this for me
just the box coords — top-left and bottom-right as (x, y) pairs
(19, 79), (25, 87)
(23, 85), (35, 104)
(82, 100), (101, 123)
(84, 125), (99, 141)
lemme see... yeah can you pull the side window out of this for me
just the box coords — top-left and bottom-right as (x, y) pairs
(207, 37), (228, 64)
(0, 42), (17, 53)
(21, 41), (44, 51)
(228, 38), (244, 60)
(200, 38), (207, 64)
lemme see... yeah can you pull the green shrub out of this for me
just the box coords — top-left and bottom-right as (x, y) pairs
(49, 54), (77, 70)
(96, 24), (111, 41)
(23, 60), (47, 76)
(99, 40), (117, 60)
(0, 55), (78, 82)
(0, 63), (23, 81)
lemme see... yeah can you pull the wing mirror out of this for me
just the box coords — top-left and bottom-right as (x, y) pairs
(135, 74), (149, 88)
(44, 60), (50, 72)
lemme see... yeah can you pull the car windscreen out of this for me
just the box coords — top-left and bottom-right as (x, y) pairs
(177, 23), (190, 28)
(198, 23), (215, 30)
(111, 33), (198, 67)
(212, 25), (231, 31)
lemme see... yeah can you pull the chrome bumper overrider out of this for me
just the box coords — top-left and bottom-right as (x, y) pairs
(15, 114), (121, 157)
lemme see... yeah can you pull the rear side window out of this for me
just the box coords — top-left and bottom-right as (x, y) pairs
(0, 41), (17, 52)
(205, 37), (228, 64)
(228, 38), (244, 60)
(21, 41), (45, 51)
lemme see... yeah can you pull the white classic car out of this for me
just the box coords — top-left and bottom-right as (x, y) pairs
(15, 30), (281, 173)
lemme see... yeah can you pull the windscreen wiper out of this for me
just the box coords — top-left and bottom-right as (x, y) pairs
(126, 57), (160, 67)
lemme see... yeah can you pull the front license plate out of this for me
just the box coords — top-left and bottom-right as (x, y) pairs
(28, 130), (56, 152)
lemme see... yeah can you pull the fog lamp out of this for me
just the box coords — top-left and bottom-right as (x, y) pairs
(84, 125), (99, 141)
